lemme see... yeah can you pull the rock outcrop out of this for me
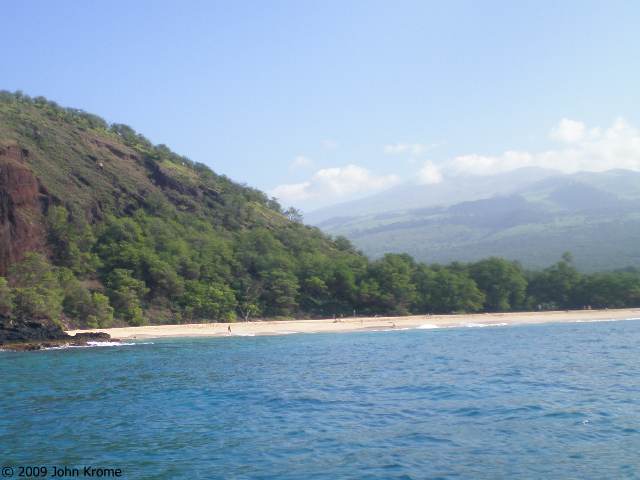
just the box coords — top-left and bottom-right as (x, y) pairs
(0, 145), (48, 276)
(0, 315), (115, 351)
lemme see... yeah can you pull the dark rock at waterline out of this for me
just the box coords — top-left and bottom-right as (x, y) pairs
(0, 316), (69, 344)
(0, 315), (114, 351)
(72, 331), (112, 342)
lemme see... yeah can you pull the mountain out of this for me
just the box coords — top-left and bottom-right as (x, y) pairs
(314, 169), (640, 271)
(306, 167), (560, 224)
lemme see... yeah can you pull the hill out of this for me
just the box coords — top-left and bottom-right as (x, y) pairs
(315, 169), (640, 271)
(0, 91), (369, 328)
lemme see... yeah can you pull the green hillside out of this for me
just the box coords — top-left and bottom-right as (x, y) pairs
(0, 91), (369, 327)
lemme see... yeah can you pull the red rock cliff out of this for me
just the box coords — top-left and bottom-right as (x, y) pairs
(0, 145), (48, 276)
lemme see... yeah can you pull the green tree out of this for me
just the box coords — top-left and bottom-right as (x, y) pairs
(469, 258), (527, 311)
(181, 280), (237, 321)
(415, 267), (485, 313)
(364, 254), (417, 314)
(527, 253), (580, 309)
(58, 268), (94, 321)
(46, 205), (99, 275)
(0, 277), (13, 317)
(261, 269), (299, 316)
(9, 253), (64, 322)
(284, 207), (303, 223)
(90, 292), (115, 328)
(105, 269), (148, 325)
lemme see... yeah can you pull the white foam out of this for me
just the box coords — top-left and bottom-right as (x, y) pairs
(369, 327), (411, 332)
(575, 318), (624, 324)
(418, 324), (439, 329)
(42, 341), (153, 351)
(232, 333), (255, 337)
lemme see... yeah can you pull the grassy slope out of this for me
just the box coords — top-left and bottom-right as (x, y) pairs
(0, 96), (291, 231)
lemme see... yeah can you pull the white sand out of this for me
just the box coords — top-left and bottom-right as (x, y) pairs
(67, 308), (640, 340)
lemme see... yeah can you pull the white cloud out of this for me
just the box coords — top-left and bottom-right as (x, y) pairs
(290, 155), (314, 169)
(417, 161), (443, 184)
(444, 118), (640, 176)
(272, 164), (400, 204)
(271, 181), (312, 201)
(384, 143), (433, 156)
(550, 118), (586, 143)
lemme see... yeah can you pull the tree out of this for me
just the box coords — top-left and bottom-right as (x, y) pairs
(469, 258), (527, 311)
(415, 267), (485, 313)
(334, 236), (355, 252)
(90, 293), (115, 328)
(46, 205), (99, 275)
(325, 263), (359, 315)
(527, 253), (580, 309)
(284, 207), (303, 223)
(0, 277), (13, 317)
(9, 253), (64, 322)
(573, 272), (640, 309)
(365, 254), (417, 314)
(105, 269), (148, 325)
(181, 280), (237, 321)
(58, 268), (94, 321)
(260, 269), (299, 317)
(234, 274), (262, 321)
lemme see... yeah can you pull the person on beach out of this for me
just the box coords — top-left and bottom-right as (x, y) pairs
(228, 325), (232, 335)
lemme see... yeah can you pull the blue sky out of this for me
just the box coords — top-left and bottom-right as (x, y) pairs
(3, 1), (640, 210)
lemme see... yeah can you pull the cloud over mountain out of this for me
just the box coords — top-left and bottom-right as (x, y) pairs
(272, 164), (400, 205)
(431, 118), (640, 178)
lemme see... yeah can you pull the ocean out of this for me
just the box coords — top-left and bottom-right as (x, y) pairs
(2, 320), (640, 479)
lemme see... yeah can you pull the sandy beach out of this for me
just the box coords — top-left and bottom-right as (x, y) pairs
(67, 308), (640, 340)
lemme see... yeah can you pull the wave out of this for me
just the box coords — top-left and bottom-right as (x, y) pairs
(42, 341), (154, 351)
(369, 327), (412, 332)
(574, 318), (630, 324)
(418, 324), (439, 329)
(463, 322), (509, 328)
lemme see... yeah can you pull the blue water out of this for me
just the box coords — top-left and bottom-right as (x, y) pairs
(2, 320), (640, 479)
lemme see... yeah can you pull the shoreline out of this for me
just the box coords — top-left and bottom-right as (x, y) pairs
(67, 308), (640, 340)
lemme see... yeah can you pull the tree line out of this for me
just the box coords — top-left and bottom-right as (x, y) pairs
(1, 205), (639, 329)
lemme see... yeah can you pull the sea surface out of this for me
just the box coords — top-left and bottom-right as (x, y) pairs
(2, 320), (640, 479)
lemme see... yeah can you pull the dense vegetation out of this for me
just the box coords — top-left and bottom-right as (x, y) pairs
(1, 91), (639, 329)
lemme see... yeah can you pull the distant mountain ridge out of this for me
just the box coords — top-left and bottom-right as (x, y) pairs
(314, 169), (640, 271)
(306, 167), (560, 224)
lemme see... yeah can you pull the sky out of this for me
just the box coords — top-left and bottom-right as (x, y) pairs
(2, 0), (640, 211)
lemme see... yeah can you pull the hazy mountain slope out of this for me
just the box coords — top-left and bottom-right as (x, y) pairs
(317, 170), (640, 271)
(306, 167), (560, 224)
